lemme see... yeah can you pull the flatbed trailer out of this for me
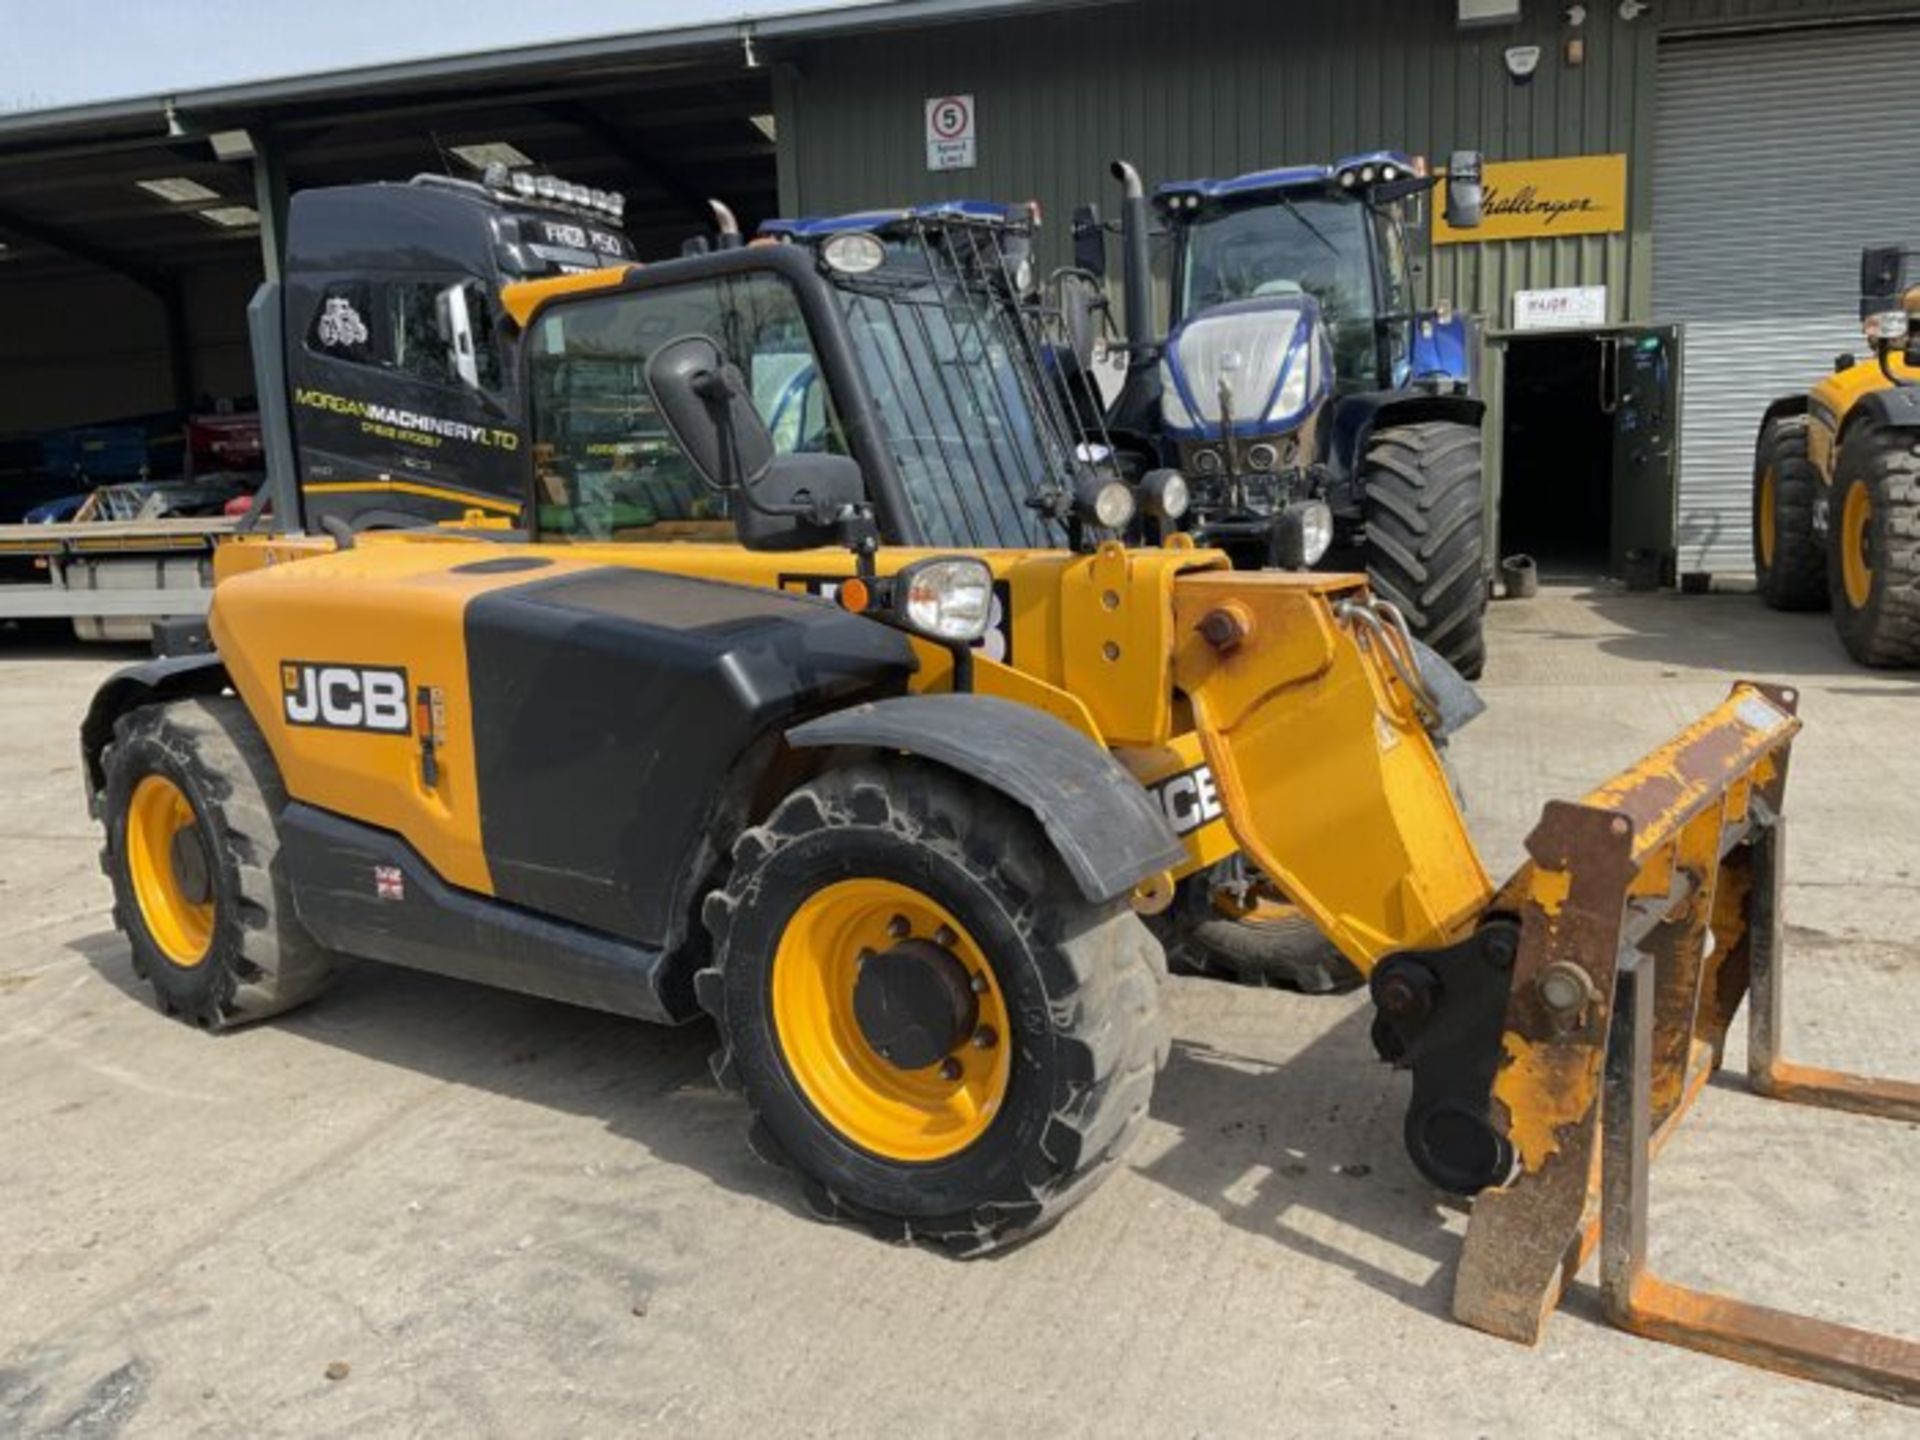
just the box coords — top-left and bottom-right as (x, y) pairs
(0, 515), (238, 641)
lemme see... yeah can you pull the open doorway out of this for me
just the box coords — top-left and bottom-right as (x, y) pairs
(1500, 334), (1612, 577)
(1494, 327), (1680, 585)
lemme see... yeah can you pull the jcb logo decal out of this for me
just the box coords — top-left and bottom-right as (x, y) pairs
(282, 662), (411, 733)
(1148, 764), (1224, 837)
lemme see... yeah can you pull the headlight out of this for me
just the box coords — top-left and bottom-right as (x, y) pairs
(1864, 310), (1909, 343)
(1298, 500), (1334, 564)
(1273, 501), (1335, 569)
(897, 556), (994, 643)
(1075, 474), (1137, 529)
(1137, 468), (1190, 520)
(1267, 353), (1310, 422)
(822, 231), (886, 275)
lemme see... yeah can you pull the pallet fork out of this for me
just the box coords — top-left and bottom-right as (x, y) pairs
(1453, 681), (1920, 1405)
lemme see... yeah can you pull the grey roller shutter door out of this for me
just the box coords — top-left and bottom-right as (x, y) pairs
(1654, 22), (1920, 576)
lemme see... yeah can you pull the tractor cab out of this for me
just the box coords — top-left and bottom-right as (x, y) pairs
(1077, 150), (1494, 677)
(285, 168), (633, 530)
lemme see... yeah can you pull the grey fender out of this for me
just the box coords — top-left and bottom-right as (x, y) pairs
(1851, 383), (1920, 432)
(1757, 393), (1809, 443)
(80, 653), (230, 810)
(786, 694), (1187, 905)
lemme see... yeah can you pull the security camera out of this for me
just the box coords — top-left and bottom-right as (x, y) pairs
(1565, 3), (1587, 24)
(1618, 0), (1650, 19)
(1505, 45), (1543, 83)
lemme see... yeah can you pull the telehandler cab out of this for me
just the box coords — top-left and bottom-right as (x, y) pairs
(80, 172), (1918, 1402)
(1753, 245), (1920, 666)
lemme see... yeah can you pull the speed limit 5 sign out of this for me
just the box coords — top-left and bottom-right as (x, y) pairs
(925, 94), (976, 171)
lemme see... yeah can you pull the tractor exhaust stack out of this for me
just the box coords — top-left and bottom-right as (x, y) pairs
(1111, 159), (1154, 374)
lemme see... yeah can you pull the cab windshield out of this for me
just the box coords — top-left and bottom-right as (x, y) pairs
(825, 227), (1071, 549)
(1180, 194), (1379, 386)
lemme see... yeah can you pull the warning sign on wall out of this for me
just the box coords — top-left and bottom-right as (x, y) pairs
(925, 95), (976, 171)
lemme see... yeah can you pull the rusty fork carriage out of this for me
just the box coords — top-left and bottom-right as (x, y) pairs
(1452, 681), (1920, 1406)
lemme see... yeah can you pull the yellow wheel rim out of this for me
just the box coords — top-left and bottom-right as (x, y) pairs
(1757, 467), (1777, 567)
(126, 773), (214, 968)
(1841, 481), (1874, 610)
(771, 878), (1011, 1163)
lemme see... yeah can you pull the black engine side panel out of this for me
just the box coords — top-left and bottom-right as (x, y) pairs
(465, 567), (917, 946)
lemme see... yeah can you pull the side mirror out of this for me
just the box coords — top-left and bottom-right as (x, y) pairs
(644, 333), (774, 492)
(735, 454), (867, 551)
(1444, 151), (1484, 231)
(1860, 245), (1910, 319)
(1071, 203), (1106, 280)
(643, 332), (871, 552)
(1055, 270), (1102, 370)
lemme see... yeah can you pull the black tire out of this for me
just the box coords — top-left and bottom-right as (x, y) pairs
(1752, 413), (1828, 611)
(100, 697), (334, 1028)
(1149, 866), (1362, 995)
(1360, 420), (1489, 680)
(1827, 425), (1920, 667)
(699, 758), (1167, 1255)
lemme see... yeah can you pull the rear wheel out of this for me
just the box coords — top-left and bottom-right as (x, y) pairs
(699, 759), (1166, 1254)
(101, 697), (334, 1028)
(1752, 412), (1827, 611)
(1149, 861), (1361, 994)
(1827, 426), (1920, 666)
(1359, 420), (1488, 680)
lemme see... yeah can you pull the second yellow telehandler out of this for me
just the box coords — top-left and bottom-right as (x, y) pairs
(1754, 245), (1920, 666)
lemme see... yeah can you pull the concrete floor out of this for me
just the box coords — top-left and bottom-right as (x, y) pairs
(1, 586), (1915, 1438)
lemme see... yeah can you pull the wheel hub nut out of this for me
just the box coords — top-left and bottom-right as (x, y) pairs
(852, 938), (980, 1072)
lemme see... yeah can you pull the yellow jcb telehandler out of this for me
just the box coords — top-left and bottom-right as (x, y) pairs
(80, 171), (1919, 1403)
(1754, 246), (1920, 666)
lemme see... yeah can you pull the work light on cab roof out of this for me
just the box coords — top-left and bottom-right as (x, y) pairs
(481, 161), (626, 221)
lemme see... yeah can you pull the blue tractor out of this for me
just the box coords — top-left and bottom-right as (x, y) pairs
(1076, 150), (1491, 676)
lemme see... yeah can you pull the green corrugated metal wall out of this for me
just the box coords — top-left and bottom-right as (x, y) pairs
(774, 0), (1914, 327)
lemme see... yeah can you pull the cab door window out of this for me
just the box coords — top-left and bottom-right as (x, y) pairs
(304, 277), (503, 395)
(389, 279), (501, 391)
(527, 272), (846, 541)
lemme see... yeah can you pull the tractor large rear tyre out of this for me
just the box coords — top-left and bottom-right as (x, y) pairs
(1752, 412), (1828, 611)
(100, 697), (335, 1029)
(1360, 420), (1489, 680)
(699, 759), (1167, 1255)
(1827, 425), (1920, 666)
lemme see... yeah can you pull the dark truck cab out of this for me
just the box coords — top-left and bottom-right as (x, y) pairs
(285, 172), (633, 529)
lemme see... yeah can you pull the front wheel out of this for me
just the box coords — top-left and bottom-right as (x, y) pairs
(1827, 426), (1920, 666)
(699, 759), (1167, 1254)
(1359, 420), (1488, 680)
(1752, 412), (1827, 611)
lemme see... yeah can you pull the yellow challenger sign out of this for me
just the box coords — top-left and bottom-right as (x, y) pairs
(1433, 153), (1627, 244)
